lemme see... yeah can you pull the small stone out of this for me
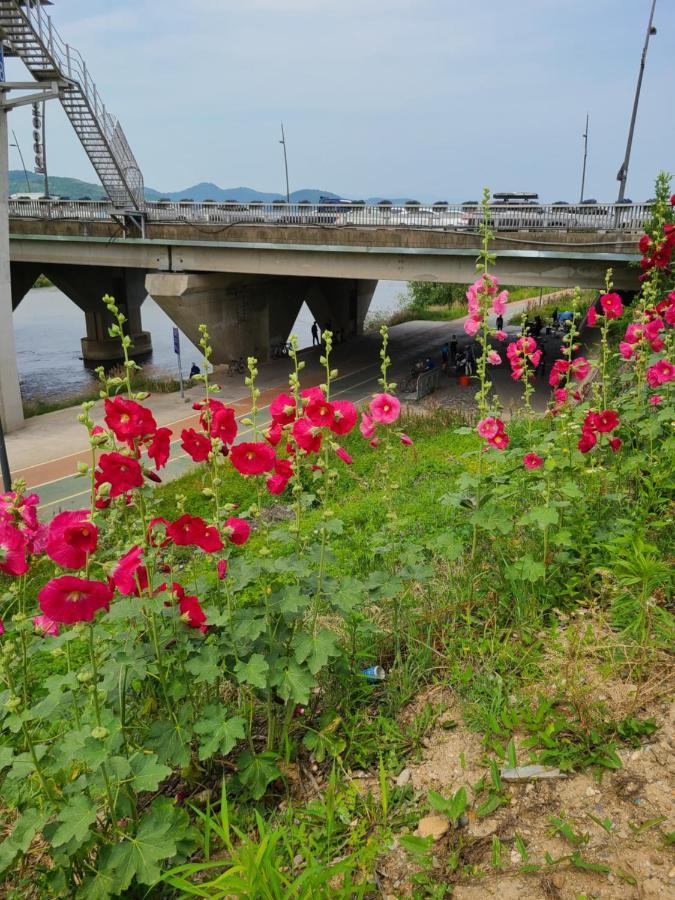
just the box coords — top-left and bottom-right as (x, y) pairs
(525, 783), (534, 793)
(668, 866), (675, 879)
(396, 767), (412, 787)
(585, 787), (599, 797)
(417, 815), (450, 840)
(500, 765), (564, 782)
(292, 854), (303, 867)
(551, 874), (566, 889)
(650, 854), (664, 865)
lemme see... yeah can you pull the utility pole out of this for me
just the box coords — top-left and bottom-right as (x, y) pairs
(579, 114), (589, 203)
(0, 41), (60, 434)
(10, 129), (30, 191)
(279, 121), (290, 203)
(616, 0), (657, 202)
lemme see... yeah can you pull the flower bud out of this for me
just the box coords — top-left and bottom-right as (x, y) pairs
(77, 670), (93, 683)
(5, 695), (21, 712)
(91, 726), (109, 740)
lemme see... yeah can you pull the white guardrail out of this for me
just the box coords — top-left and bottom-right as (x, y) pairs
(7, 199), (653, 232)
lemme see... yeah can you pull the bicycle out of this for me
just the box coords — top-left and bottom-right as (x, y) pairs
(270, 342), (291, 359)
(227, 357), (245, 376)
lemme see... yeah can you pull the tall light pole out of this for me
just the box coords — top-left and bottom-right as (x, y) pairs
(579, 114), (589, 203)
(10, 129), (30, 191)
(279, 121), (290, 203)
(616, 0), (657, 202)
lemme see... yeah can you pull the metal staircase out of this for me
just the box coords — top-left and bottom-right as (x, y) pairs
(0, 0), (144, 209)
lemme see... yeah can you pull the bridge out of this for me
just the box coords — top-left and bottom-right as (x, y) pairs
(0, 0), (644, 432)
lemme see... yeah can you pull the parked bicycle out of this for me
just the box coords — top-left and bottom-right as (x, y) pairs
(270, 342), (291, 359)
(227, 357), (246, 376)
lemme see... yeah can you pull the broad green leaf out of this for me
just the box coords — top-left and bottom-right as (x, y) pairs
(107, 800), (178, 889)
(147, 715), (192, 767)
(193, 706), (246, 761)
(234, 653), (269, 690)
(0, 808), (46, 874)
(129, 753), (171, 792)
(50, 796), (97, 848)
(237, 750), (281, 800)
(185, 645), (221, 685)
(272, 659), (315, 705)
(0, 745), (13, 771)
(293, 629), (340, 676)
(522, 506), (558, 529)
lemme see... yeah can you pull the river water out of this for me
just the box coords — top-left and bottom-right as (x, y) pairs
(13, 281), (408, 402)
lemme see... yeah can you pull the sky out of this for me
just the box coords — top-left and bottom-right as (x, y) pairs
(5, 0), (674, 202)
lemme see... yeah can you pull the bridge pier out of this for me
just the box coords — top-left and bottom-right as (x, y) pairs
(145, 273), (377, 363)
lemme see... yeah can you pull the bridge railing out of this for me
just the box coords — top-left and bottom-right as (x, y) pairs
(7, 199), (654, 232)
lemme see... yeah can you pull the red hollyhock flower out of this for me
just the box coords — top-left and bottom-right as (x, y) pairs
(301, 387), (326, 405)
(292, 419), (322, 453)
(646, 359), (675, 387)
(266, 458), (294, 495)
(0, 523), (28, 576)
(400, 433), (413, 446)
(181, 428), (211, 462)
(595, 409), (619, 433)
(476, 417), (503, 440)
(199, 400), (237, 445)
(270, 393), (297, 425)
(112, 545), (149, 596)
(217, 559), (228, 580)
(265, 421), (283, 447)
(329, 400), (357, 435)
(104, 396), (157, 446)
(147, 516), (170, 548)
(570, 357), (590, 381)
(95, 452), (143, 497)
(335, 446), (353, 465)
(548, 359), (570, 387)
(230, 441), (276, 475)
(224, 516), (251, 545)
(147, 427), (172, 470)
(45, 510), (98, 570)
(488, 431), (510, 450)
(523, 453), (543, 469)
(305, 397), (335, 427)
(599, 292), (623, 319)
(179, 593), (207, 630)
(167, 515), (223, 552)
(578, 429), (597, 453)
(38, 575), (112, 624)
(587, 306), (597, 326)
(638, 234), (651, 254)
(609, 437), (622, 452)
(33, 614), (59, 636)
(370, 393), (401, 424)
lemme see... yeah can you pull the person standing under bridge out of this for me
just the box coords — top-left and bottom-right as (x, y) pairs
(311, 321), (320, 346)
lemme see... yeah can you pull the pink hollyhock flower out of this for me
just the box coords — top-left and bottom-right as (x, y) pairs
(265, 421), (283, 447)
(578, 429), (597, 453)
(595, 409), (619, 433)
(104, 396), (157, 447)
(329, 400), (357, 435)
(0, 619), (3, 635)
(400, 433), (413, 446)
(553, 388), (569, 404)
(488, 430), (509, 450)
(305, 397), (335, 427)
(300, 387), (326, 405)
(510, 366), (524, 381)
(646, 359), (675, 387)
(269, 393), (296, 425)
(570, 357), (590, 381)
(649, 394), (662, 405)
(494, 330), (507, 341)
(491, 291), (508, 316)
(530, 350), (542, 368)
(224, 516), (251, 546)
(0, 524), (28, 577)
(147, 427), (172, 470)
(292, 418), (322, 453)
(619, 342), (635, 360)
(476, 417), (502, 440)
(369, 438), (380, 448)
(464, 315), (481, 337)
(95, 452), (143, 498)
(181, 428), (211, 462)
(587, 306), (597, 326)
(230, 442), (276, 475)
(38, 576), (112, 624)
(609, 437), (622, 452)
(33, 614), (59, 637)
(523, 453), (543, 469)
(112, 545), (149, 596)
(548, 359), (569, 387)
(599, 292), (623, 319)
(370, 393), (401, 424)
(487, 351), (501, 365)
(359, 412), (375, 439)
(45, 510), (98, 570)
(167, 515), (223, 552)
(335, 446), (353, 465)
(217, 559), (228, 580)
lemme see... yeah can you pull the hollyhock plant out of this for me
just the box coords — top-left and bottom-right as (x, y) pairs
(494, 329), (507, 341)
(45, 510), (98, 570)
(594, 409), (620, 433)
(334, 446), (353, 465)
(329, 400), (357, 435)
(217, 559), (228, 580)
(359, 412), (375, 439)
(38, 575), (113, 624)
(646, 359), (675, 387)
(587, 305), (598, 326)
(599, 292), (623, 319)
(305, 397), (335, 427)
(609, 437), (622, 452)
(181, 428), (212, 463)
(167, 515), (223, 552)
(464, 315), (481, 337)
(292, 418), (322, 454)
(400, 433), (413, 446)
(487, 350), (501, 365)
(370, 393), (401, 424)
(200, 399), (237, 445)
(147, 427), (172, 470)
(488, 430), (510, 450)
(649, 394), (663, 405)
(33, 614), (59, 637)
(224, 517), (251, 546)
(266, 459), (294, 495)
(95, 452), (143, 498)
(265, 421), (283, 447)
(112, 545), (149, 596)
(0, 523), (28, 576)
(230, 442), (276, 475)
(523, 453), (544, 469)
(269, 392), (296, 425)
(578, 429), (597, 453)
(178, 593), (207, 631)
(476, 417), (502, 440)
(104, 396), (157, 446)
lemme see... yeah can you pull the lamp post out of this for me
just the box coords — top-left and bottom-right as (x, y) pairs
(279, 121), (290, 203)
(616, 0), (657, 203)
(579, 114), (589, 203)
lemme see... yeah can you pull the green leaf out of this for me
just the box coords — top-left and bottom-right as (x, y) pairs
(272, 659), (316, 705)
(193, 706), (245, 761)
(0, 808), (47, 874)
(399, 834), (434, 859)
(293, 629), (340, 676)
(185, 645), (221, 685)
(129, 753), (171, 792)
(0, 745), (13, 771)
(428, 786), (467, 823)
(522, 506), (558, 529)
(425, 531), (464, 560)
(50, 796), (97, 849)
(234, 653), (269, 690)
(147, 714), (192, 767)
(107, 800), (179, 889)
(237, 750), (281, 800)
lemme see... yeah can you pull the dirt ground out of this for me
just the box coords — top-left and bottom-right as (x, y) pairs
(377, 678), (674, 898)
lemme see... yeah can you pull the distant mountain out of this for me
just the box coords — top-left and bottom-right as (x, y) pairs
(9, 171), (342, 204)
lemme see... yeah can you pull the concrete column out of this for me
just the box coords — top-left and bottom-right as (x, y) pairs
(43, 265), (152, 362)
(0, 106), (24, 432)
(305, 278), (377, 339)
(146, 272), (305, 363)
(10, 262), (43, 311)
